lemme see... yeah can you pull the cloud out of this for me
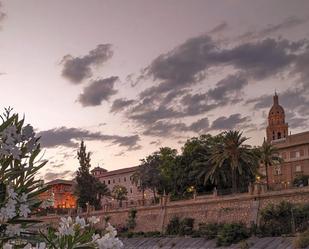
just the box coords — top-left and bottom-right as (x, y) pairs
(110, 98), (136, 113)
(0, 2), (6, 28)
(61, 44), (113, 83)
(37, 126), (141, 150)
(44, 170), (74, 181)
(189, 118), (210, 132)
(210, 114), (249, 131)
(239, 16), (308, 41)
(78, 76), (118, 106)
(209, 21), (228, 34)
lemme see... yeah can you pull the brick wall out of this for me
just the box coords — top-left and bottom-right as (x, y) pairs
(38, 186), (309, 232)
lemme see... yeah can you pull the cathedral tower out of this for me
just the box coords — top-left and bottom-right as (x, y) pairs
(266, 93), (289, 142)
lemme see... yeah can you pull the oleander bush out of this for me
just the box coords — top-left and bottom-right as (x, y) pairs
(166, 217), (195, 236)
(198, 223), (223, 239)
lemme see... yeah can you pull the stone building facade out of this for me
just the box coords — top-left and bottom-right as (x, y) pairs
(91, 166), (151, 206)
(266, 93), (309, 189)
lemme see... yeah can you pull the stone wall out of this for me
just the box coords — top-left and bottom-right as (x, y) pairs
(38, 186), (309, 232)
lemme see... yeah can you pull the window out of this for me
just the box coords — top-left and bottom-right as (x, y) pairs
(290, 151), (296, 158)
(130, 188), (132, 194)
(108, 180), (110, 184)
(295, 165), (302, 172)
(124, 177), (126, 182)
(113, 179), (115, 183)
(103, 180), (105, 184)
(296, 151), (301, 158)
(274, 165), (281, 175)
(281, 152), (287, 160)
(119, 178), (120, 182)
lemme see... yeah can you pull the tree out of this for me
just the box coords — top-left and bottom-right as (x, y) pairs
(258, 140), (283, 190)
(75, 141), (109, 210)
(112, 185), (128, 207)
(207, 131), (258, 193)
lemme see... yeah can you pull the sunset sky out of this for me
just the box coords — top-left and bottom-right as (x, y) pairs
(0, 0), (309, 181)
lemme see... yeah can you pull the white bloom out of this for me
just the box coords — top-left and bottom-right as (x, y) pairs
(7, 185), (18, 199)
(5, 224), (22, 236)
(88, 216), (100, 225)
(58, 216), (75, 236)
(105, 223), (117, 237)
(75, 216), (86, 228)
(3, 243), (13, 249)
(19, 193), (28, 203)
(19, 203), (31, 218)
(22, 125), (34, 139)
(96, 236), (123, 249)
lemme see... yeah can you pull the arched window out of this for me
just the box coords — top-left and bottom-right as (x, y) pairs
(277, 132), (281, 139)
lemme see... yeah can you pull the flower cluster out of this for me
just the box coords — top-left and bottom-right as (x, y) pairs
(0, 185), (31, 227)
(0, 124), (37, 160)
(42, 216), (123, 249)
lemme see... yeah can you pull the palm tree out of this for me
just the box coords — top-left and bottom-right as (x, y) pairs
(112, 185), (128, 207)
(207, 130), (258, 194)
(259, 140), (283, 190)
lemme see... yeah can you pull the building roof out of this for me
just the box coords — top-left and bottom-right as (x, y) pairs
(91, 166), (108, 173)
(272, 131), (309, 149)
(96, 166), (139, 178)
(45, 179), (74, 186)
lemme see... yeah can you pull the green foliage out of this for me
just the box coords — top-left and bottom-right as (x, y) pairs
(258, 140), (283, 189)
(295, 230), (309, 248)
(260, 201), (309, 236)
(75, 141), (110, 210)
(127, 208), (137, 230)
(216, 223), (250, 247)
(112, 185), (128, 207)
(166, 217), (181, 235)
(0, 108), (48, 246)
(294, 175), (309, 187)
(198, 223), (223, 239)
(165, 217), (194, 236)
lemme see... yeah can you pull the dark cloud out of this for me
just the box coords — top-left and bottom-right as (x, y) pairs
(126, 36), (307, 129)
(61, 44), (113, 83)
(207, 73), (248, 101)
(37, 126), (140, 150)
(209, 21), (228, 34)
(110, 98), (136, 113)
(189, 118), (210, 132)
(211, 114), (249, 131)
(239, 16), (308, 41)
(78, 76), (118, 106)
(44, 170), (74, 181)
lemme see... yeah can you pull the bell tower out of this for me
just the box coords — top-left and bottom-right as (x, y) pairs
(266, 93), (288, 142)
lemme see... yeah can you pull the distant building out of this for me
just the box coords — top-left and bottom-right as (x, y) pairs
(40, 179), (76, 209)
(265, 93), (309, 189)
(91, 166), (150, 205)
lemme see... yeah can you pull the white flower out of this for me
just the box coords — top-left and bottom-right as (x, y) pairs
(96, 236), (123, 249)
(105, 223), (117, 237)
(22, 125), (34, 139)
(7, 185), (18, 199)
(19, 193), (28, 203)
(88, 216), (100, 225)
(75, 216), (86, 228)
(19, 203), (31, 218)
(5, 224), (22, 236)
(58, 216), (75, 236)
(3, 243), (13, 249)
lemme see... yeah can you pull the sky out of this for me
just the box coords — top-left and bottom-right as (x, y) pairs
(0, 0), (309, 181)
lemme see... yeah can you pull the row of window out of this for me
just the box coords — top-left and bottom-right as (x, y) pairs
(102, 176), (128, 185)
(280, 149), (307, 160)
(273, 164), (302, 175)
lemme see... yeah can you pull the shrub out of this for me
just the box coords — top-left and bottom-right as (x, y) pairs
(295, 230), (309, 248)
(216, 223), (250, 246)
(259, 201), (293, 236)
(144, 231), (161, 237)
(166, 217), (195, 236)
(198, 223), (223, 239)
(166, 216), (181, 235)
(259, 201), (309, 236)
(127, 208), (137, 230)
(179, 218), (195, 236)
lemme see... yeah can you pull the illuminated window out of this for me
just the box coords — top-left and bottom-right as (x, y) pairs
(296, 151), (301, 158)
(295, 165), (302, 172)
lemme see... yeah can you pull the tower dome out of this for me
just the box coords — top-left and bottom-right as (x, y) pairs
(266, 93), (288, 142)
